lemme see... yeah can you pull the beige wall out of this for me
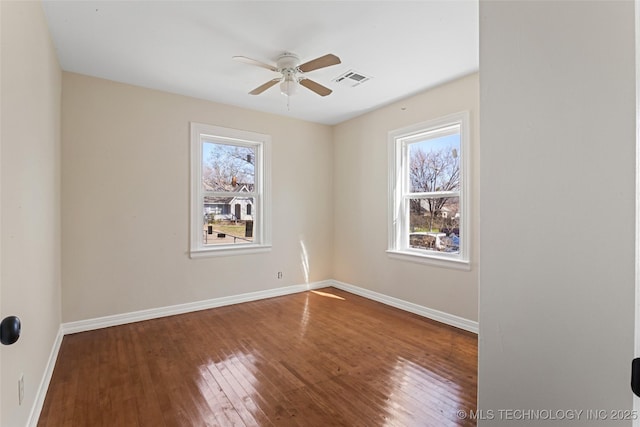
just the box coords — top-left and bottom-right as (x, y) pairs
(332, 73), (479, 322)
(479, 1), (635, 423)
(0, 1), (62, 426)
(61, 73), (334, 322)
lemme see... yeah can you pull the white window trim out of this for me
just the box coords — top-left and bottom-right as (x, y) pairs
(190, 122), (272, 258)
(387, 111), (470, 270)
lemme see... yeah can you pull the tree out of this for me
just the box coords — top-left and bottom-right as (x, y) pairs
(203, 144), (255, 191)
(409, 146), (459, 231)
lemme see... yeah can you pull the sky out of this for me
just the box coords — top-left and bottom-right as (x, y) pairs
(410, 133), (460, 156)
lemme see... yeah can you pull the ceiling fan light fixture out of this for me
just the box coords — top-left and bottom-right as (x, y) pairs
(280, 76), (297, 97)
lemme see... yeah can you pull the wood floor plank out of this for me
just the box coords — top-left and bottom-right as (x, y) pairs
(38, 287), (477, 426)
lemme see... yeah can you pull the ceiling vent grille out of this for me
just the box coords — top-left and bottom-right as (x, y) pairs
(333, 70), (371, 88)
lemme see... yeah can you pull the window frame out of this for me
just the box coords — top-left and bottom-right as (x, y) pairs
(190, 122), (272, 258)
(387, 111), (470, 270)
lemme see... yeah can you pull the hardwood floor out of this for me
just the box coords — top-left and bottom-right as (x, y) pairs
(38, 287), (477, 426)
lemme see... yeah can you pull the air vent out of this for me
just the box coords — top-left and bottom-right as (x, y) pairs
(333, 70), (371, 88)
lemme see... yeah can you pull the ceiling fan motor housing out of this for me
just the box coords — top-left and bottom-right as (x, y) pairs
(277, 53), (301, 73)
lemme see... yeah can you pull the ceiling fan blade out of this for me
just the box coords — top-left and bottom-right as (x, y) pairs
(249, 78), (281, 95)
(233, 56), (277, 72)
(299, 78), (332, 97)
(298, 53), (341, 73)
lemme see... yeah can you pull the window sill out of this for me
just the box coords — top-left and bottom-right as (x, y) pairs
(386, 249), (471, 271)
(190, 244), (272, 259)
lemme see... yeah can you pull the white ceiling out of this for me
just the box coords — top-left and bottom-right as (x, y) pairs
(42, 1), (478, 126)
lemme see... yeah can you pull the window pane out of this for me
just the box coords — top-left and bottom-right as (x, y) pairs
(409, 196), (459, 254)
(408, 132), (460, 193)
(203, 197), (255, 245)
(202, 142), (256, 192)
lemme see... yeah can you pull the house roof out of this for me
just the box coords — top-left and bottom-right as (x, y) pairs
(204, 184), (254, 205)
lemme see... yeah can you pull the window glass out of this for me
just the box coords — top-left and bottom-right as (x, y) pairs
(202, 142), (255, 192)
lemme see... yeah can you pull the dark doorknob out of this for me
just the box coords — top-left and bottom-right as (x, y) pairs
(0, 316), (21, 345)
(632, 358), (640, 397)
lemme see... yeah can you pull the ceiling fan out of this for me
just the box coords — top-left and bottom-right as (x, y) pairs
(233, 52), (341, 97)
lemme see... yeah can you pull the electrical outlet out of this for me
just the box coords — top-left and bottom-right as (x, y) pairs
(18, 374), (24, 405)
(277, 272), (283, 279)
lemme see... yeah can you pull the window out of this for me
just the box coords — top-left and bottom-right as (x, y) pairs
(190, 123), (271, 257)
(388, 112), (470, 269)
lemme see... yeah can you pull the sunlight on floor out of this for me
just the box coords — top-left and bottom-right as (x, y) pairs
(299, 293), (310, 339)
(197, 352), (262, 419)
(311, 290), (345, 300)
(383, 356), (463, 426)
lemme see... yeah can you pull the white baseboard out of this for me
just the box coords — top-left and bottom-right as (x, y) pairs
(27, 325), (63, 427)
(328, 279), (479, 334)
(62, 281), (329, 335)
(61, 280), (477, 335)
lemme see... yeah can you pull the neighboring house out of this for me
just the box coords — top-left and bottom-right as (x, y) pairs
(440, 205), (460, 220)
(417, 200), (460, 220)
(204, 184), (254, 221)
